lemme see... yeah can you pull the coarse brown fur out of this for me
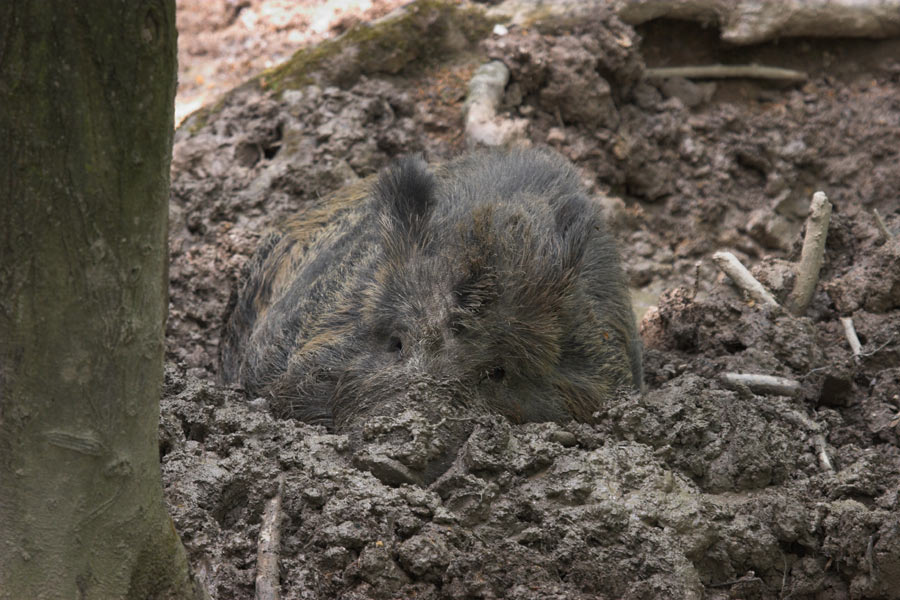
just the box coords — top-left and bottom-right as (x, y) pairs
(220, 148), (642, 430)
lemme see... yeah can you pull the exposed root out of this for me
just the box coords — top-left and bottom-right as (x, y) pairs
(814, 434), (835, 473)
(840, 316), (862, 359)
(463, 61), (528, 148)
(644, 64), (807, 82)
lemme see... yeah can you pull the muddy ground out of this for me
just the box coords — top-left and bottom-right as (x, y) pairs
(163, 2), (900, 598)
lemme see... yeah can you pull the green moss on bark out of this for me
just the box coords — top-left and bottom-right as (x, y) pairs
(263, 0), (494, 91)
(181, 0), (495, 133)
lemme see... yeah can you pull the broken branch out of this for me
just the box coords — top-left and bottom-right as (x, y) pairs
(712, 251), (780, 308)
(255, 474), (286, 600)
(721, 373), (801, 396)
(787, 192), (831, 316)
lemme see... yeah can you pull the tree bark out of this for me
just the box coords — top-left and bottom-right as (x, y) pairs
(0, 2), (201, 598)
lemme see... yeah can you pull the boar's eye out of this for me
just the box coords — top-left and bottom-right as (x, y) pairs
(388, 335), (403, 354)
(483, 366), (505, 383)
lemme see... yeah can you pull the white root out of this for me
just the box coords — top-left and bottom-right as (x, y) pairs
(721, 373), (801, 396)
(814, 434), (835, 473)
(712, 251), (780, 308)
(840, 316), (862, 358)
(644, 64), (806, 82)
(255, 474), (285, 600)
(787, 192), (831, 316)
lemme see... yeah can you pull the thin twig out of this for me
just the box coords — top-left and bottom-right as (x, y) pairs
(787, 192), (831, 316)
(840, 317), (862, 359)
(803, 333), (897, 378)
(690, 260), (702, 300)
(644, 64), (807, 82)
(255, 474), (286, 600)
(712, 251), (780, 308)
(782, 554), (789, 599)
(721, 373), (801, 396)
(873, 209), (892, 241)
(708, 571), (763, 588)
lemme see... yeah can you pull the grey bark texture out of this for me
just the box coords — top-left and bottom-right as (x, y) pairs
(0, 2), (202, 599)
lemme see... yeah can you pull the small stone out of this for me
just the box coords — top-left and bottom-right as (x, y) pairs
(321, 546), (352, 570)
(548, 430), (577, 447)
(186, 367), (208, 380)
(632, 82), (662, 110)
(634, 241), (655, 257)
(659, 77), (715, 108)
(322, 521), (367, 550)
(746, 209), (796, 252)
(629, 259), (655, 287)
(247, 397), (269, 412)
(398, 532), (451, 581)
(432, 507), (457, 525)
(546, 127), (566, 144)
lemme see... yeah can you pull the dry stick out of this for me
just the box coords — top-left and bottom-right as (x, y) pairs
(873, 208), (892, 241)
(644, 64), (807, 82)
(840, 316), (862, 359)
(712, 251), (780, 308)
(787, 192), (832, 316)
(255, 474), (286, 600)
(721, 373), (801, 396)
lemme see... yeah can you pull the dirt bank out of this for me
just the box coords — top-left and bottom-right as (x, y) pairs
(164, 2), (900, 598)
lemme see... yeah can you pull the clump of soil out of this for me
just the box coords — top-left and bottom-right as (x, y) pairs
(164, 2), (900, 598)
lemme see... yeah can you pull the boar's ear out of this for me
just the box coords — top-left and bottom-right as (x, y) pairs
(552, 194), (596, 270)
(374, 155), (436, 249)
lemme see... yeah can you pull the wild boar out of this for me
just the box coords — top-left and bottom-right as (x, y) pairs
(220, 148), (642, 431)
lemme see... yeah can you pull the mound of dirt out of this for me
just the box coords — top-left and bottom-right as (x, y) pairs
(164, 2), (900, 598)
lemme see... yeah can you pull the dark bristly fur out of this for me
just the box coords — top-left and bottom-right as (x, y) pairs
(220, 148), (642, 430)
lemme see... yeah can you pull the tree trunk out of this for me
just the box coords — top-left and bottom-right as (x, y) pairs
(0, 2), (202, 598)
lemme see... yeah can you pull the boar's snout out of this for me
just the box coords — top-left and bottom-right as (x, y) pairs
(343, 383), (478, 486)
